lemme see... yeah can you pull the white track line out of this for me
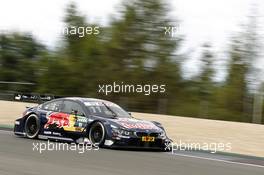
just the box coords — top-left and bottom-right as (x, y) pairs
(0, 130), (13, 133)
(170, 152), (264, 168)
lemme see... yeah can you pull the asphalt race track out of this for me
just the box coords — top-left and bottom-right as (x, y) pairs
(0, 130), (263, 175)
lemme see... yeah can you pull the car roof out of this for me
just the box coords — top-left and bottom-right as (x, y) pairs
(61, 97), (112, 104)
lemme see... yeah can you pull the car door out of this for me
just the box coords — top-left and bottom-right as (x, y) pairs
(60, 100), (88, 133)
(42, 100), (67, 130)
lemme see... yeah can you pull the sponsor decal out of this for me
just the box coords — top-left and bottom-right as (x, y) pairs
(44, 131), (52, 135)
(44, 112), (87, 132)
(117, 118), (158, 130)
(44, 112), (70, 129)
(84, 101), (118, 107)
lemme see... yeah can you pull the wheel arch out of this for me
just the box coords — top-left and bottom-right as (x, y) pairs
(21, 112), (39, 129)
(24, 113), (41, 139)
(87, 120), (108, 146)
(86, 120), (109, 134)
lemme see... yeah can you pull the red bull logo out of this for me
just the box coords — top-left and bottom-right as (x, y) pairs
(44, 112), (70, 128)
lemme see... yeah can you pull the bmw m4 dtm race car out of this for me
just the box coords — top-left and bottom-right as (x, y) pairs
(14, 97), (171, 150)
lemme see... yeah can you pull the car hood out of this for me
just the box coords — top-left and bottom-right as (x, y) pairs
(108, 117), (162, 132)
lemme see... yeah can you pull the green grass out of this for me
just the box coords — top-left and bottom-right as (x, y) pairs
(0, 124), (13, 129)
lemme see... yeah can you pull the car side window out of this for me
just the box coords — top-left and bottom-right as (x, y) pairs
(42, 100), (63, 112)
(62, 101), (85, 116)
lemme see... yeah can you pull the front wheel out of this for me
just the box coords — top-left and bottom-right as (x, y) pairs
(24, 114), (40, 139)
(88, 122), (105, 147)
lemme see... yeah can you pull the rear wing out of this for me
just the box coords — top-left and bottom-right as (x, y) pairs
(14, 93), (56, 103)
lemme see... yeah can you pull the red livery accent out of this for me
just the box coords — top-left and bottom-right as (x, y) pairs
(44, 112), (70, 128)
(119, 122), (157, 130)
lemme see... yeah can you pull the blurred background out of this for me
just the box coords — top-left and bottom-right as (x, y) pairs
(0, 0), (263, 124)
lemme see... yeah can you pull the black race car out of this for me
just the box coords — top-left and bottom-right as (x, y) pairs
(14, 97), (171, 150)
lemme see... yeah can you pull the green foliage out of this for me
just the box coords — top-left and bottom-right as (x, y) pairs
(0, 33), (44, 91)
(0, 0), (262, 124)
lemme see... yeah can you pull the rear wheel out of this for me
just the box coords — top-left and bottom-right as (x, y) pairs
(88, 122), (105, 147)
(24, 114), (40, 139)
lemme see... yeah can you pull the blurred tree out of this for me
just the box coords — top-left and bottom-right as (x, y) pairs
(242, 5), (262, 123)
(38, 3), (104, 97)
(0, 33), (43, 92)
(223, 39), (250, 122)
(198, 43), (215, 117)
(63, 3), (87, 59)
(104, 0), (182, 112)
(222, 6), (261, 122)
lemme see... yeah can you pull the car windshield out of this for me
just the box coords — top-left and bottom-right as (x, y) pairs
(84, 101), (130, 118)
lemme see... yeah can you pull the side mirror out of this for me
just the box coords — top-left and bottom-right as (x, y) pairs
(72, 110), (78, 115)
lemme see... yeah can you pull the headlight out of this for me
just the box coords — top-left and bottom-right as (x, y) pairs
(159, 130), (166, 138)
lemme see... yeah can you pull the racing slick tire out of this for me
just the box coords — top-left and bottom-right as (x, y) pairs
(88, 122), (106, 147)
(24, 114), (40, 139)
